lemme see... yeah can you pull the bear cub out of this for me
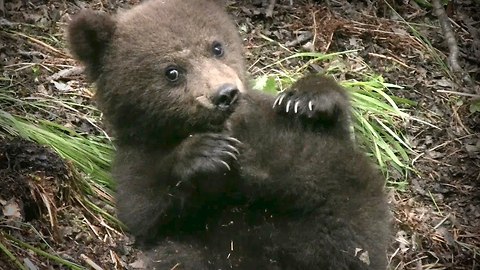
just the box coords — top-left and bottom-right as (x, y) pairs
(68, 0), (390, 269)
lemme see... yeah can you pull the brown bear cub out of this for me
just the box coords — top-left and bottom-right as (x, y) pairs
(68, 0), (390, 269)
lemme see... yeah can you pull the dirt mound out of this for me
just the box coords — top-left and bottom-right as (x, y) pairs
(0, 139), (136, 269)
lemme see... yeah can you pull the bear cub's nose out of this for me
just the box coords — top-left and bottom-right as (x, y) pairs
(213, 84), (239, 110)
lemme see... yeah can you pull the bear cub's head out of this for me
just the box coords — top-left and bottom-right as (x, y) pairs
(68, 0), (247, 144)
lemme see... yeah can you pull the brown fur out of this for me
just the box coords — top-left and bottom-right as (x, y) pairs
(68, 0), (390, 269)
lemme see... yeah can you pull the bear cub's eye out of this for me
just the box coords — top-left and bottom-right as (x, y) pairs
(211, 41), (224, 57)
(165, 66), (181, 82)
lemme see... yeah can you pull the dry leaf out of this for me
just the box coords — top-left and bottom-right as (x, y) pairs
(2, 199), (22, 219)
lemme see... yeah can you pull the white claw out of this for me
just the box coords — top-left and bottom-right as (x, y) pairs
(222, 150), (238, 160)
(219, 160), (231, 171)
(294, 101), (300, 114)
(226, 144), (240, 155)
(278, 94), (286, 106)
(227, 137), (242, 145)
(286, 100), (292, 113)
(308, 101), (313, 111)
(273, 95), (281, 108)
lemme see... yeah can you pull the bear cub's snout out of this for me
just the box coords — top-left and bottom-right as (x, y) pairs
(212, 83), (239, 110)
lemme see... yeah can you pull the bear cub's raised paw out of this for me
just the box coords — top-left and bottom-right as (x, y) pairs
(273, 75), (350, 133)
(172, 133), (241, 192)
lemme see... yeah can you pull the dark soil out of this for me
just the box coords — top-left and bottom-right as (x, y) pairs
(1, 0), (479, 269)
(0, 138), (135, 269)
(0, 138), (69, 221)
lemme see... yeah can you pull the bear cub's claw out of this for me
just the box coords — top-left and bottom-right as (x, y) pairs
(273, 75), (348, 127)
(173, 133), (241, 183)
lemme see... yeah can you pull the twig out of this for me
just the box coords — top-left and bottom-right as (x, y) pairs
(285, 31), (313, 47)
(451, 103), (469, 134)
(436, 89), (480, 98)
(428, 190), (443, 215)
(311, 10), (318, 50)
(0, 18), (19, 27)
(368, 52), (412, 69)
(258, 33), (291, 52)
(266, 0), (276, 17)
(18, 50), (47, 58)
(171, 263), (181, 270)
(81, 254), (104, 270)
(431, 0), (473, 86)
(433, 214), (451, 229)
(10, 30), (68, 58)
(432, 0), (460, 72)
(46, 67), (84, 81)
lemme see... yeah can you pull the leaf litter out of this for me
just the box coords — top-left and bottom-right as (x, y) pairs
(1, 0), (479, 269)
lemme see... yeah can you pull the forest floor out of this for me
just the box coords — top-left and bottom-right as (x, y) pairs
(0, 0), (479, 269)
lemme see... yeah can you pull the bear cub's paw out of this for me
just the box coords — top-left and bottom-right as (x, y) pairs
(273, 75), (349, 128)
(172, 133), (241, 187)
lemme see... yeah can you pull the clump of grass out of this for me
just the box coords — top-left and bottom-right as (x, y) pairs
(0, 80), (120, 224)
(253, 51), (416, 187)
(0, 112), (113, 186)
(0, 110), (117, 221)
(0, 85), (120, 268)
(344, 76), (414, 187)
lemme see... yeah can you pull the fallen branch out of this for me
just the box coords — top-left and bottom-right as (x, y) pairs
(431, 0), (473, 87)
(432, 0), (461, 72)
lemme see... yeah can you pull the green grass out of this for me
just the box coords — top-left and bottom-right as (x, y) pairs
(0, 81), (119, 224)
(2, 233), (84, 270)
(0, 85), (119, 269)
(253, 52), (416, 187)
(0, 111), (119, 222)
(0, 112), (113, 185)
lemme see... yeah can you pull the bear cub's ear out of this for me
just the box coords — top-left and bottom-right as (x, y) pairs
(67, 10), (116, 80)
